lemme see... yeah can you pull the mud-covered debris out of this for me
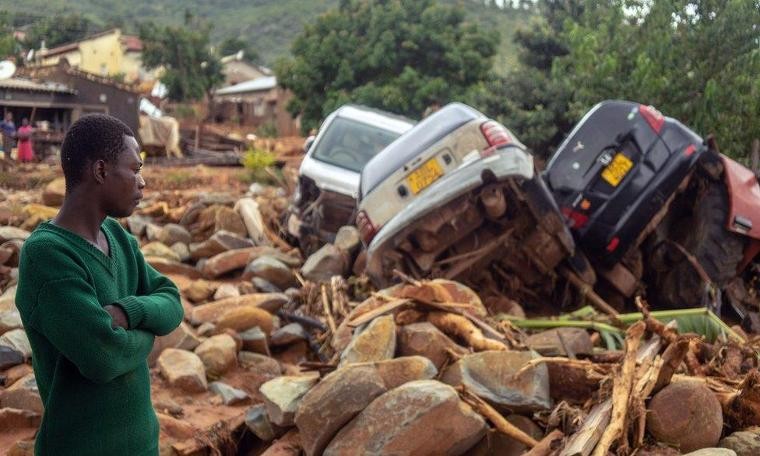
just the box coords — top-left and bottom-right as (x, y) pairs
(157, 348), (208, 393)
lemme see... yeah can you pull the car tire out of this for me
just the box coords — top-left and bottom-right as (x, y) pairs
(656, 182), (745, 309)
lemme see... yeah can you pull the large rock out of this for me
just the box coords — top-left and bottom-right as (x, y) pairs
(145, 257), (202, 279)
(683, 450), (737, 456)
(214, 206), (248, 237)
(301, 244), (346, 282)
(157, 348), (208, 393)
(0, 284), (16, 312)
(22, 204), (58, 223)
(157, 224), (192, 246)
(324, 380), (486, 455)
(189, 293), (287, 325)
(369, 356), (438, 389)
(244, 256), (296, 290)
(214, 283), (240, 300)
(260, 374), (319, 426)
(145, 223), (163, 242)
(239, 351), (281, 377)
(0, 345), (24, 370)
(525, 328), (593, 357)
(235, 198), (268, 245)
(720, 428), (760, 456)
(248, 246), (302, 268)
(648, 380), (723, 453)
(398, 322), (468, 370)
(334, 226), (361, 255)
(442, 350), (552, 413)
(42, 177), (66, 206)
(216, 306), (274, 334)
(340, 315), (396, 366)
(189, 230), (254, 260)
(296, 365), (387, 456)
(0, 310), (22, 334)
(194, 334), (238, 378)
(170, 242), (191, 263)
(0, 407), (41, 430)
(202, 247), (258, 278)
(245, 404), (279, 442)
(0, 227), (30, 244)
(148, 322), (202, 365)
(126, 214), (152, 237)
(0, 329), (31, 359)
(0, 373), (43, 413)
(141, 242), (181, 262)
(183, 279), (216, 303)
(271, 323), (307, 347)
(240, 327), (271, 355)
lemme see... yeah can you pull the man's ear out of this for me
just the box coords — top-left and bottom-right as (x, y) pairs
(92, 159), (108, 184)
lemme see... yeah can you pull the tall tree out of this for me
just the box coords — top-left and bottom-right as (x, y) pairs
(139, 18), (223, 102)
(0, 12), (17, 59)
(276, 0), (498, 131)
(23, 13), (96, 49)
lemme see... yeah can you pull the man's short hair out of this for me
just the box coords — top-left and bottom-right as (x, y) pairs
(61, 114), (135, 190)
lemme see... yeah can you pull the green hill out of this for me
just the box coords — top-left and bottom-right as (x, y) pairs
(5, 0), (533, 72)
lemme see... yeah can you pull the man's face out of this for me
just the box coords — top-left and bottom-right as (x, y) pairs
(102, 135), (145, 218)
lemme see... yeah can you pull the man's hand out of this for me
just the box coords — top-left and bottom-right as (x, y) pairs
(104, 304), (129, 329)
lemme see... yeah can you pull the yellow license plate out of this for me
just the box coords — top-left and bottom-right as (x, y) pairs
(601, 153), (633, 187)
(408, 158), (444, 194)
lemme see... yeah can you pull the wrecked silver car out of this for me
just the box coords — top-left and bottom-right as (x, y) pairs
(358, 102), (575, 299)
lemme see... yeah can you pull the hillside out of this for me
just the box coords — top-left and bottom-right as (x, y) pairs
(4, 0), (533, 73)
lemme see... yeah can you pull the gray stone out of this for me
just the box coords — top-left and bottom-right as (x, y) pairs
(244, 256), (296, 290)
(0, 310), (22, 334)
(170, 242), (191, 263)
(271, 323), (307, 347)
(334, 226), (361, 255)
(196, 322), (216, 337)
(126, 214), (152, 237)
(0, 373), (42, 414)
(248, 246), (302, 268)
(245, 404), (278, 442)
(0, 329), (31, 359)
(720, 428), (760, 456)
(240, 327), (270, 355)
(252, 277), (281, 293)
(145, 223), (163, 242)
(235, 198), (268, 245)
(194, 334), (238, 378)
(189, 230), (255, 260)
(213, 283), (240, 300)
(209, 381), (249, 405)
(215, 206), (248, 237)
(157, 348), (208, 393)
(158, 223), (192, 246)
(340, 315), (396, 366)
(296, 365), (388, 456)
(260, 374), (319, 426)
(398, 322), (468, 370)
(141, 242), (181, 262)
(301, 244), (347, 282)
(0, 284), (16, 312)
(0, 345), (24, 370)
(525, 328), (594, 357)
(148, 322), (202, 365)
(442, 350), (552, 413)
(238, 351), (282, 377)
(366, 356), (438, 390)
(324, 380), (486, 456)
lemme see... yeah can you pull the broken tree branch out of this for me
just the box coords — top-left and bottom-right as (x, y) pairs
(459, 388), (539, 448)
(320, 284), (337, 335)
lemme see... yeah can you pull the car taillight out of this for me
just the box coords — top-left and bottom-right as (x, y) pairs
(639, 104), (664, 134)
(480, 120), (512, 147)
(561, 207), (589, 230)
(356, 210), (377, 245)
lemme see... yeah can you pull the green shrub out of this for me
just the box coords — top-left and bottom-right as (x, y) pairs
(241, 147), (279, 184)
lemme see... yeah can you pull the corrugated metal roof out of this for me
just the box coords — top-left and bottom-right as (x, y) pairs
(0, 77), (76, 94)
(215, 76), (277, 95)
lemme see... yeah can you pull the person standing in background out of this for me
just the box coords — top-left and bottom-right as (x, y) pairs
(0, 112), (15, 156)
(17, 118), (34, 163)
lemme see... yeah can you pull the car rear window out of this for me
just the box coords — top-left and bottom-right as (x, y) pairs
(311, 117), (402, 173)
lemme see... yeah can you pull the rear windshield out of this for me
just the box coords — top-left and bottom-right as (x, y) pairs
(311, 117), (403, 172)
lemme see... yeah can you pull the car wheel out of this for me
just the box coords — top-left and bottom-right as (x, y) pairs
(655, 182), (745, 309)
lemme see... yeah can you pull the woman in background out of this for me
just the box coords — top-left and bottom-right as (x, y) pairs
(17, 118), (34, 162)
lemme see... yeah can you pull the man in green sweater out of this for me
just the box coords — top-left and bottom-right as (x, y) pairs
(16, 114), (184, 455)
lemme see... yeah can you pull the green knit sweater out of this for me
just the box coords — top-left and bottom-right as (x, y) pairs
(16, 218), (183, 456)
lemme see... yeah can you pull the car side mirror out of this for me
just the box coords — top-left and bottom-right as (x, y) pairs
(304, 135), (316, 153)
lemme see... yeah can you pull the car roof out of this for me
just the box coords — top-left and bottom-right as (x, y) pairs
(360, 102), (486, 198)
(331, 104), (415, 135)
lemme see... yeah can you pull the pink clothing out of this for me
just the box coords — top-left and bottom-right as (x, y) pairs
(17, 125), (33, 162)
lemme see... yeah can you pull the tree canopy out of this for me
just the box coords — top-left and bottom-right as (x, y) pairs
(218, 37), (259, 63)
(475, 0), (760, 160)
(139, 17), (223, 102)
(276, 0), (499, 131)
(23, 13), (96, 49)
